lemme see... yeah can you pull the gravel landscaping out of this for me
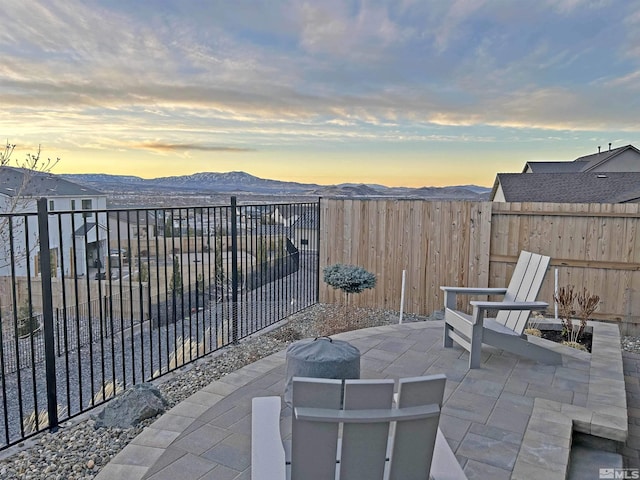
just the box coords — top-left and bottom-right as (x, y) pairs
(622, 335), (640, 354)
(0, 304), (637, 480)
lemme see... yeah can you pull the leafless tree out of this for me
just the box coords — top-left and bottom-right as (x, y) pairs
(0, 141), (60, 213)
(0, 142), (60, 322)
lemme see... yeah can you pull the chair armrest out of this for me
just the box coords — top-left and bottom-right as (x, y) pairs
(441, 287), (508, 310)
(470, 300), (548, 312)
(431, 428), (468, 480)
(440, 287), (508, 295)
(252, 397), (286, 480)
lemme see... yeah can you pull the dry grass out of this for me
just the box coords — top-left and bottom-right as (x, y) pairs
(24, 380), (125, 434)
(93, 380), (124, 404)
(270, 324), (302, 343)
(562, 340), (588, 352)
(23, 406), (68, 434)
(525, 311), (544, 337)
(315, 304), (386, 337)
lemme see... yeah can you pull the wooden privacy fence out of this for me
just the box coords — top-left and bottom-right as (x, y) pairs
(319, 199), (640, 335)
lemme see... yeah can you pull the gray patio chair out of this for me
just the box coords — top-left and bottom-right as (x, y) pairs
(252, 374), (467, 480)
(441, 250), (562, 369)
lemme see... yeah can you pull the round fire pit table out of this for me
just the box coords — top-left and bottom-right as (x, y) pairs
(284, 336), (360, 406)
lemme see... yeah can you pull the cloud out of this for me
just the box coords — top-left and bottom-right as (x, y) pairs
(1, 0), (639, 161)
(433, 0), (487, 52)
(547, 0), (612, 14)
(132, 142), (256, 153)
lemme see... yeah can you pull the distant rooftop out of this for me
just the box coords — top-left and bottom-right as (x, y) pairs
(0, 167), (104, 198)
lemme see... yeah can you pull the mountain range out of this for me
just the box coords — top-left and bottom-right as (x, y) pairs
(61, 171), (491, 200)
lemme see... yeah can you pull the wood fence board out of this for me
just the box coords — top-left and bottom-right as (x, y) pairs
(377, 201), (389, 308)
(320, 199), (640, 333)
(410, 201), (426, 312)
(432, 202), (444, 310)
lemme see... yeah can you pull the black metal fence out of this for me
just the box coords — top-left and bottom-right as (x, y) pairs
(0, 198), (319, 450)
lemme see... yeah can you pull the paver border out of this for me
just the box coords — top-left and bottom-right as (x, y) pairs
(512, 321), (627, 478)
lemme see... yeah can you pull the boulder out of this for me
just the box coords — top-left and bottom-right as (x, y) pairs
(94, 383), (168, 429)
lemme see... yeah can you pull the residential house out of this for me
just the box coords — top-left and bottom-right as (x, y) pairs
(267, 207), (296, 226)
(107, 210), (160, 252)
(0, 167), (108, 278)
(255, 205), (319, 252)
(491, 144), (640, 203)
(291, 208), (319, 252)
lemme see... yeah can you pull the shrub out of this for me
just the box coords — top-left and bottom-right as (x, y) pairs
(322, 264), (376, 331)
(170, 256), (183, 296)
(139, 262), (149, 282)
(577, 287), (600, 324)
(554, 285), (599, 345)
(17, 300), (40, 338)
(323, 264), (376, 295)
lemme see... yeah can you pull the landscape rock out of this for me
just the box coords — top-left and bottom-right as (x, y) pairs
(93, 383), (168, 429)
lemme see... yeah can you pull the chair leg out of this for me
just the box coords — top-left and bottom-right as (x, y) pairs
(469, 320), (483, 369)
(443, 322), (453, 348)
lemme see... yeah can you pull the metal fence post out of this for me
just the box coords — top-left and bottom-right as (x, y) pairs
(37, 198), (58, 433)
(230, 196), (239, 344)
(316, 198), (321, 302)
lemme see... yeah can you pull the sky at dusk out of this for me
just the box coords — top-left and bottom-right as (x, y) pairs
(2, 0), (639, 187)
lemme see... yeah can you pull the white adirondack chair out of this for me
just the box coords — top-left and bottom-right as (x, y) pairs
(441, 250), (562, 369)
(252, 374), (467, 480)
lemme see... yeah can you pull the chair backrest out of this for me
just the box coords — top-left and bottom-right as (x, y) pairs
(496, 251), (551, 334)
(290, 374), (446, 480)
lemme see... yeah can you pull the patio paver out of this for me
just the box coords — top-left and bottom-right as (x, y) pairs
(94, 319), (631, 479)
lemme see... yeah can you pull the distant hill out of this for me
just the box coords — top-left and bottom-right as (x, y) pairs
(60, 171), (491, 200)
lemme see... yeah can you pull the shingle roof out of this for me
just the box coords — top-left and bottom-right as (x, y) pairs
(292, 209), (319, 229)
(495, 172), (640, 203)
(523, 145), (640, 174)
(74, 223), (96, 236)
(0, 167), (104, 197)
(523, 161), (583, 173)
(573, 145), (639, 171)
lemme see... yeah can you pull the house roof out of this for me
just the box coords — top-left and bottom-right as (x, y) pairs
(74, 223), (96, 236)
(522, 161), (583, 173)
(493, 172), (640, 203)
(574, 144), (640, 171)
(74, 222), (108, 237)
(522, 145), (640, 174)
(0, 166), (104, 198)
(292, 209), (319, 229)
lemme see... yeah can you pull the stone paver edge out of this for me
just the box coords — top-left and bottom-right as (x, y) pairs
(512, 320), (628, 478)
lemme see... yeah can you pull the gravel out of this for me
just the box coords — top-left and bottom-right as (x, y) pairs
(622, 335), (640, 354)
(0, 304), (637, 480)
